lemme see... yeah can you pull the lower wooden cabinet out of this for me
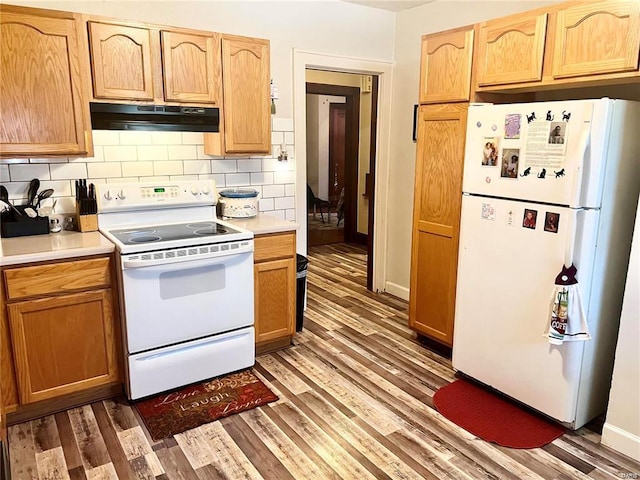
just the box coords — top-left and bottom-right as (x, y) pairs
(8, 289), (118, 404)
(409, 104), (468, 347)
(1, 255), (121, 416)
(253, 232), (296, 353)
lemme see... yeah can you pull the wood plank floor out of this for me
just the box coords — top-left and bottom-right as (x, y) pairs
(8, 243), (640, 479)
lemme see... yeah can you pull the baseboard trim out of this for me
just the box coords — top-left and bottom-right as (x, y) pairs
(601, 422), (640, 462)
(385, 281), (409, 301)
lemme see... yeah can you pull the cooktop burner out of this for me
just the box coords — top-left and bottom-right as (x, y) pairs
(109, 221), (241, 245)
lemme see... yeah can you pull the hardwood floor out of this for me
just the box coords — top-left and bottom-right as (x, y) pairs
(8, 243), (640, 479)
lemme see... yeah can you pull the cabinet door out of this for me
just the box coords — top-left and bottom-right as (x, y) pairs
(476, 13), (547, 86)
(8, 289), (119, 404)
(409, 104), (468, 347)
(419, 27), (473, 104)
(161, 30), (221, 104)
(0, 9), (89, 156)
(88, 22), (154, 101)
(553, 0), (640, 78)
(221, 36), (271, 154)
(254, 258), (295, 344)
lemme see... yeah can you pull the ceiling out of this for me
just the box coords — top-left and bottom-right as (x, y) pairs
(341, 0), (435, 12)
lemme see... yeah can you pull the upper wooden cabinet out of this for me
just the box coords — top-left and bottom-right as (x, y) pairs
(419, 26), (474, 104)
(87, 20), (222, 105)
(476, 12), (547, 86)
(88, 22), (154, 101)
(0, 5), (91, 157)
(552, 0), (640, 79)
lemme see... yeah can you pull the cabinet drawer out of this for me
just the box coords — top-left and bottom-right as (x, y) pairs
(254, 232), (295, 263)
(4, 258), (111, 300)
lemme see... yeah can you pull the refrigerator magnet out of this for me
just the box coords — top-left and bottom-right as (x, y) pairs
(544, 212), (560, 233)
(523, 209), (537, 229)
(504, 114), (521, 139)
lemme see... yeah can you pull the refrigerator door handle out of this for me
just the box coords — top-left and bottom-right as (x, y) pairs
(570, 130), (591, 208)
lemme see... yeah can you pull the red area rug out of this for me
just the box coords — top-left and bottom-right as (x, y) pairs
(134, 369), (278, 440)
(433, 379), (565, 449)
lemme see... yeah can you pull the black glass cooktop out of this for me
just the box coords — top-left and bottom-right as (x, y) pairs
(109, 221), (241, 245)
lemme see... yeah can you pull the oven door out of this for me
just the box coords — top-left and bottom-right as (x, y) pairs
(121, 250), (254, 353)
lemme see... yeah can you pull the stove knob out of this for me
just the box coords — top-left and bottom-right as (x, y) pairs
(201, 184), (210, 195)
(103, 190), (113, 201)
(190, 185), (201, 196)
(118, 189), (127, 200)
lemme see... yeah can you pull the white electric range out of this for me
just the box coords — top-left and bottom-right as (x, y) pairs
(97, 180), (255, 400)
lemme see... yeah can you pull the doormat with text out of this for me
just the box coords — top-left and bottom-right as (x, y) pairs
(133, 369), (278, 440)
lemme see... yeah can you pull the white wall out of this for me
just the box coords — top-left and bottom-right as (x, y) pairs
(385, 0), (564, 298)
(602, 199), (640, 461)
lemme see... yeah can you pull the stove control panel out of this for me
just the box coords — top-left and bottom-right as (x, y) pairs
(96, 180), (217, 213)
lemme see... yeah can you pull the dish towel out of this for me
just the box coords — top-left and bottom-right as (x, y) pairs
(544, 264), (591, 345)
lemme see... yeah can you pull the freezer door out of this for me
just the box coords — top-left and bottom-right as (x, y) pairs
(463, 100), (600, 207)
(452, 195), (599, 425)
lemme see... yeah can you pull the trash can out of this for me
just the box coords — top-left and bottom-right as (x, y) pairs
(296, 254), (308, 332)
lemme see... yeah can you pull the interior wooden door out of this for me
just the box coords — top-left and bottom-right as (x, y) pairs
(476, 12), (547, 86)
(409, 103), (468, 347)
(221, 35), (271, 153)
(329, 103), (346, 207)
(88, 21), (154, 101)
(161, 30), (221, 104)
(552, 0), (640, 78)
(1, 9), (89, 156)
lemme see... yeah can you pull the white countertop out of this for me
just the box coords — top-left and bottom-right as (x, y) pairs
(224, 215), (299, 235)
(0, 231), (115, 266)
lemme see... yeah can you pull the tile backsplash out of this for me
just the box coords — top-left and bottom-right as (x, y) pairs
(0, 117), (296, 221)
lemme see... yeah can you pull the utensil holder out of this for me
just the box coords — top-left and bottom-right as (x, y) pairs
(0, 207), (49, 238)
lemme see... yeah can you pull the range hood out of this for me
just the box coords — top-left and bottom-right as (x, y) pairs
(90, 103), (219, 132)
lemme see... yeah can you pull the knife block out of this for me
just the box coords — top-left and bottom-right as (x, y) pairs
(76, 205), (98, 232)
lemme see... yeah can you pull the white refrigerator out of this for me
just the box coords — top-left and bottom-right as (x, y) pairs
(452, 98), (640, 429)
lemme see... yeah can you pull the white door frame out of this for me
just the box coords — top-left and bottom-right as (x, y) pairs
(293, 49), (393, 292)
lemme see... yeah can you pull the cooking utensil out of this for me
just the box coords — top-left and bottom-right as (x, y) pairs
(0, 199), (22, 216)
(0, 185), (9, 203)
(35, 188), (54, 209)
(27, 178), (40, 206)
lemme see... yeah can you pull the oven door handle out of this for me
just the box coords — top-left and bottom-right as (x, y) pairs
(122, 251), (252, 270)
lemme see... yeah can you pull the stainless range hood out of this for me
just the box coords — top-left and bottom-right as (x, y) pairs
(90, 103), (219, 132)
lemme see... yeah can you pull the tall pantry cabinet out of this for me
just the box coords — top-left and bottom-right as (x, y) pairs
(409, 27), (473, 347)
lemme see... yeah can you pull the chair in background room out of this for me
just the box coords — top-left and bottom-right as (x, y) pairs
(307, 184), (331, 223)
(336, 187), (345, 227)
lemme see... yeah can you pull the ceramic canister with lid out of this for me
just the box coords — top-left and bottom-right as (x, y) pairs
(218, 188), (260, 218)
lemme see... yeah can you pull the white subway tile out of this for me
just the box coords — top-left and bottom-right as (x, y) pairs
(184, 160), (211, 175)
(0, 158), (29, 164)
(285, 209), (296, 221)
(154, 161), (183, 176)
(250, 172), (274, 185)
(284, 131), (294, 144)
(50, 163), (88, 180)
(0, 165), (9, 181)
(285, 184), (295, 196)
(169, 175), (199, 182)
(212, 159), (237, 173)
(258, 198), (274, 211)
(6, 182), (28, 201)
(103, 145), (138, 162)
(272, 117), (293, 132)
(237, 159), (262, 173)
(87, 162), (122, 178)
(40, 180), (72, 197)
(262, 184), (285, 198)
(274, 171), (295, 183)
(9, 164), (50, 181)
(275, 196), (295, 209)
(119, 131), (153, 145)
(140, 176), (170, 183)
(200, 174), (226, 187)
(224, 173), (250, 186)
(107, 177), (139, 184)
(84, 146), (105, 162)
(271, 131), (284, 145)
(122, 161), (153, 177)
(182, 132), (204, 145)
(196, 146), (213, 159)
(151, 132), (183, 145)
(137, 145), (168, 161)
(92, 130), (120, 146)
(168, 145), (198, 160)
(266, 210), (286, 220)
(54, 196), (76, 215)
(30, 157), (68, 164)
